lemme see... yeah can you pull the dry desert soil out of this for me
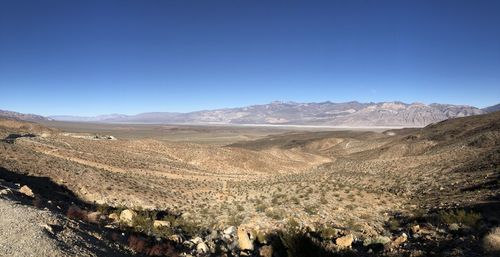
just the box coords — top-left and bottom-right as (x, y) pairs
(0, 112), (499, 257)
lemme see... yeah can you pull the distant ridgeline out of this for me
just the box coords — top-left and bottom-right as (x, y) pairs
(47, 101), (496, 127)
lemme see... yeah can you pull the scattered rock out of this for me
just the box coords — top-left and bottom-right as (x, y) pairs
(259, 245), (273, 257)
(207, 240), (216, 254)
(336, 234), (354, 248)
(86, 211), (101, 224)
(153, 220), (170, 229)
(411, 225), (421, 234)
(168, 234), (183, 244)
(108, 213), (119, 222)
(119, 209), (137, 226)
(376, 236), (392, 245)
(224, 226), (237, 236)
(181, 212), (191, 219)
(41, 224), (54, 235)
(449, 223), (460, 231)
(237, 227), (254, 251)
(227, 239), (238, 251)
(196, 242), (209, 253)
(19, 185), (34, 197)
(392, 233), (408, 248)
(191, 236), (204, 244)
(0, 188), (11, 196)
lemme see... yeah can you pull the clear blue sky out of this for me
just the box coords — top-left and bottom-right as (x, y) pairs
(1, 0), (499, 116)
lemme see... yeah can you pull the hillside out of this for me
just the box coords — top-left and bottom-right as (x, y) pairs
(483, 104), (500, 113)
(0, 112), (499, 256)
(0, 109), (52, 122)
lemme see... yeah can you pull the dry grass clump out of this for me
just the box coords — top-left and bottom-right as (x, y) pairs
(483, 227), (500, 255)
(438, 209), (482, 227)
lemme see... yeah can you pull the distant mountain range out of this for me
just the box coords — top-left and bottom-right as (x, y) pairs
(45, 101), (499, 127)
(0, 109), (52, 122)
(482, 103), (500, 113)
(2, 101), (497, 127)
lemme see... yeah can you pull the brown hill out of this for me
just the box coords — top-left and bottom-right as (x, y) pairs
(0, 112), (498, 256)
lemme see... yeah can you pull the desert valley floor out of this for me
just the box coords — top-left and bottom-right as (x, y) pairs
(0, 113), (499, 257)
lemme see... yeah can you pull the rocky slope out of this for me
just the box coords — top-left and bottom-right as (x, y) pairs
(483, 103), (500, 113)
(49, 101), (485, 127)
(1, 112), (499, 256)
(0, 109), (52, 122)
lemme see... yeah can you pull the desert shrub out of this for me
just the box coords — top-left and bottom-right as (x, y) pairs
(272, 193), (286, 205)
(359, 213), (371, 220)
(265, 208), (286, 220)
(319, 226), (338, 239)
(346, 219), (363, 231)
(66, 205), (87, 220)
(290, 196), (300, 205)
(438, 209), (482, 227)
(132, 212), (154, 234)
(345, 204), (356, 211)
(483, 227), (500, 255)
(274, 227), (337, 257)
(128, 234), (147, 253)
(387, 218), (401, 231)
(153, 226), (174, 238)
(228, 214), (244, 226)
(252, 229), (268, 243)
(304, 205), (318, 215)
(286, 218), (300, 230)
(112, 205), (126, 216)
(96, 203), (112, 215)
(174, 218), (202, 236)
(236, 204), (245, 212)
(256, 203), (267, 212)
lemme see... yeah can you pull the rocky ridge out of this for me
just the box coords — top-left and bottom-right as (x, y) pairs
(48, 101), (486, 127)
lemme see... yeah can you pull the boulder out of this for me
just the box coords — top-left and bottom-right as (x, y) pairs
(86, 211), (102, 224)
(391, 233), (407, 248)
(119, 209), (137, 226)
(168, 234), (183, 243)
(205, 230), (218, 241)
(227, 240), (238, 251)
(108, 213), (119, 222)
(411, 225), (421, 234)
(237, 227), (254, 251)
(19, 185), (34, 197)
(224, 226), (237, 236)
(41, 224), (54, 235)
(191, 237), (204, 244)
(0, 188), (11, 196)
(196, 242), (209, 253)
(335, 234), (354, 248)
(375, 236), (391, 245)
(153, 220), (170, 229)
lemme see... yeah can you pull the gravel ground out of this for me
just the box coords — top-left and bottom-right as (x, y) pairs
(0, 196), (132, 257)
(0, 198), (68, 256)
